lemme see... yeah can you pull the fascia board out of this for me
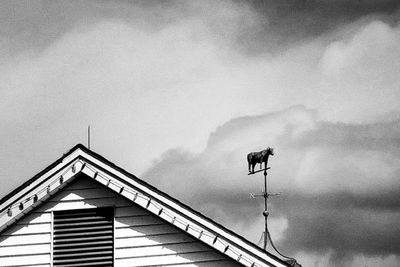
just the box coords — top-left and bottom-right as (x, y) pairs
(0, 148), (83, 213)
(0, 159), (84, 233)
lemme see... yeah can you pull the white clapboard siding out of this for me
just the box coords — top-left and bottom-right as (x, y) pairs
(0, 233), (51, 246)
(64, 177), (101, 190)
(115, 224), (182, 238)
(0, 253), (50, 267)
(51, 187), (118, 201)
(115, 214), (164, 227)
(1, 222), (50, 236)
(115, 251), (228, 266)
(161, 260), (242, 267)
(37, 196), (130, 212)
(0, 176), (243, 267)
(0, 243), (50, 256)
(115, 233), (195, 248)
(17, 212), (52, 224)
(115, 242), (212, 258)
(116, 205), (150, 216)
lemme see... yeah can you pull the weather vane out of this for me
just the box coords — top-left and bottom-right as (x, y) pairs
(247, 147), (274, 174)
(247, 147), (301, 267)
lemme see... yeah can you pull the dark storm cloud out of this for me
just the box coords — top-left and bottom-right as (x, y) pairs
(2, 0), (400, 56)
(296, 121), (400, 151)
(239, 0), (400, 53)
(142, 107), (400, 265)
(0, 0), (176, 54)
(277, 194), (400, 266)
(273, 119), (400, 264)
(0, 0), (265, 57)
(249, 0), (400, 28)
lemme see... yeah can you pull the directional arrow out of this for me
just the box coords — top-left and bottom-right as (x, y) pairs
(248, 167), (270, 175)
(250, 192), (282, 199)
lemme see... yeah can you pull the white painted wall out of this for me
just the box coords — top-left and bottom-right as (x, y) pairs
(0, 175), (242, 267)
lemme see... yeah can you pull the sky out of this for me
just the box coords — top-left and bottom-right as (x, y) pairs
(1, 0), (400, 266)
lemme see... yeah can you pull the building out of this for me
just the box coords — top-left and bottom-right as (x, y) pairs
(0, 144), (292, 267)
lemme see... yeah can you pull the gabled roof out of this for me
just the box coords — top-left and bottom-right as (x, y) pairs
(0, 144), (291, 267)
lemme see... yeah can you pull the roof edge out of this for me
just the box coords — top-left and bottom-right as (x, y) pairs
(0, 144), (87, 206)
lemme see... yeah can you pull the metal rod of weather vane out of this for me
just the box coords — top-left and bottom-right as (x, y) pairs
(264, 168), (268, 250)
(247, 147), (274, 252)
(88, 125), (91, 149)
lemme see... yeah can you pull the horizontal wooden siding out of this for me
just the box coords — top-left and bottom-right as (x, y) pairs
(0, 175), (242, 267)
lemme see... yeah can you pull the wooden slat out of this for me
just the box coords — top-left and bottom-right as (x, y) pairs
(54, 250), (112, 259)
(17, 213), (51, 224)
(115, 224), (181, 238)
(0, 253), (50, 266)
(1, 264), (50, 267)
(0, 233), (51, 246)
(54, 224), (112, 233)
(53, 245), (113, 254)
(115, 205), (150, 217)
(115, 242), (211, 258)
(54, 260), (112, 267)
(54, 240), (112, 248)
(154, 259), (241, 267)
(115, 233), (195, 248)
(54, 216), (110, 224)
(53, 255), (112, 264)
(51, 188), (119, 201)
(54, 210), (110, 219)
(54, 229), (113, 238)
(64, 178), (103, 190)
(54, 235), (112, 244)
(115, 251), (227, 266)
(47, 197), (117, 203)
(115, 214), (164, 227)
(37, 197), (127, 212)
(2, 223), (50, 236)
(0, 243), (50, 256)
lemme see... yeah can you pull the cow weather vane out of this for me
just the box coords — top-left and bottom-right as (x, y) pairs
(247, 147), (300, 267)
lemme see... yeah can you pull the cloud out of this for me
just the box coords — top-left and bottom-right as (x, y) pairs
(243, 0), (400, 53)
(320, 20), (400, 76)
(142, 106), (400, 266)
(0, 1), (261, 189)
(1, 2), (400, 176)
(1, 2), (400, 266)
(293, 251), (400, 267)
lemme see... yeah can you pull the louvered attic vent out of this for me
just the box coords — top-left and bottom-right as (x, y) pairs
(53, 207), (114, 267)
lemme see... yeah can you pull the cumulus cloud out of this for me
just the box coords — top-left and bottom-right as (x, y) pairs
(0, 0), (261, 190)
(142, 106), (400, 266)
